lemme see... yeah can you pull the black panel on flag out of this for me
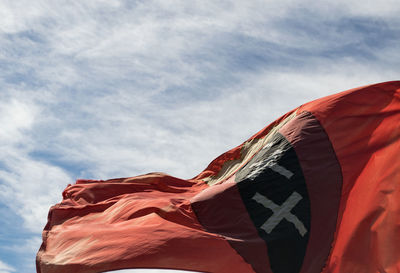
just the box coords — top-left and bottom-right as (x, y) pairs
(235, 133), (310, 273)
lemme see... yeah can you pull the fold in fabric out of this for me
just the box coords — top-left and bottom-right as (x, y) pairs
(37, 81), (400, 273)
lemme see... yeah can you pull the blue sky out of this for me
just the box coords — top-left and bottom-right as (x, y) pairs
(0, 1), (399, 272)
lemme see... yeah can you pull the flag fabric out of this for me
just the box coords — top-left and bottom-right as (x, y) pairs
(37, 81), (400, 273)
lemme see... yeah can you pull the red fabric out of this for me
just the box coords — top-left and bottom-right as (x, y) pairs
(37, 81), (400, 273)
(300, 81), (400, 273)
(37, 173), (254, 273)
(280, 111), (342, 273)
(191, 175), (273, 273)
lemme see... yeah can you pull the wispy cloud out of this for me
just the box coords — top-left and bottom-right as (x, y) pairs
(0, 260), (15, 273)
(0, 0), (399, 272)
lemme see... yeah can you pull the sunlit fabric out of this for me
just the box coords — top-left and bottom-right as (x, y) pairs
(37, 81), (400, 273)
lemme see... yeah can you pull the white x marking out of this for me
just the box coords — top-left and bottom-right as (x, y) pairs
(246, 149), (294, 180)
(252, 191), (307, 237)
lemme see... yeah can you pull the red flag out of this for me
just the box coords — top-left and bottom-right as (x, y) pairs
(37, 81), (400, 273)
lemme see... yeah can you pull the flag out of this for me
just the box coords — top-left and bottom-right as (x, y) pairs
(37, 81), (400, 273)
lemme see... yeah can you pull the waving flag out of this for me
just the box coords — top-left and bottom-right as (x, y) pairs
(37, 81), (400, 273)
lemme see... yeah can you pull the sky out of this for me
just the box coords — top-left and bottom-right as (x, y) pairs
(0, 1), (399, 272)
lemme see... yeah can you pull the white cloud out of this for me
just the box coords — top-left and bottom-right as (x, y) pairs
(6, 236), (42, 255)
(0, 1), (399, 272)
(0, 260), (15, 273)
(0, 0), (398, 233)
(0, 99), (36, 144)
(330, 0), (400, 18)
(0, 157), (72, 232)
(0, 97), (72, 233)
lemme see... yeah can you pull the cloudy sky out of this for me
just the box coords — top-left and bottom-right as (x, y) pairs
(0, 1), (399, 272)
